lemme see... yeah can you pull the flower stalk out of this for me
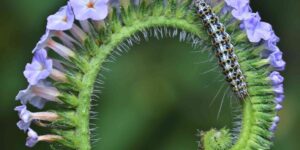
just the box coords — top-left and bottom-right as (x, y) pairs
(15, 0), (285, 149)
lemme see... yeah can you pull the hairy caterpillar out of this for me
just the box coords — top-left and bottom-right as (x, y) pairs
(194, 0), (248, 99)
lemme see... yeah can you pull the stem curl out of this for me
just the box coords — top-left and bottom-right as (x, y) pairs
(16, 0), (282, 149)
(75, 1), (276, 149)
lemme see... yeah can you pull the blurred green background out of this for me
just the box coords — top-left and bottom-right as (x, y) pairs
(0, 0), (299, 149)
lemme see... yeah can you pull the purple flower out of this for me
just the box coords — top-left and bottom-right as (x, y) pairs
(232, 4), (253, 20)
(16, 81), (59, 109)
(225, 0), (249, 10)
(47, 4), (75, 31)
(273, 84), (284, 94)
(16, 86), (46, 109)
(270, 116), (280, 132)
(70, 0), (109, 21)
(32, 30), (53, 53)
(15, 105), (32, 132)
(269, 71), (284, 85)
(24, 49), (53, 85)
(266, 31), (280, 51)
(270, 123), (277, 132)
(15, 105), (59, 133)
(268, 51), (286, 71)
(274, 116), (280, 123)
(275, 94), (285, 103)
(26, 128), (39, 147)
(32, 30), (76, 58)
(243, 13), (273, 42)
(276, 104), (283, 111)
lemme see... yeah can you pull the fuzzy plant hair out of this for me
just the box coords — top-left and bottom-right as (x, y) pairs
(15, 0), (286, 149)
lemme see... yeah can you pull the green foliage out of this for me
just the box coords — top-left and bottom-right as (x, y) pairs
(202, 128), (232, 150)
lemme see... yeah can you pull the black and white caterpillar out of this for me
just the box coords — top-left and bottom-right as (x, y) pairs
(193, 0), (248, 99)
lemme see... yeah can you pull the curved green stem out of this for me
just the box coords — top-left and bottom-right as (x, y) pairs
(76, 16), (205, 150)
(231, 100), (253, 150)
(73, 1), (276, 149)
(76, 71), (94, 150)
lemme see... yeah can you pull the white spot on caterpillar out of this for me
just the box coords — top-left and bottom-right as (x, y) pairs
(194, 0), (248, 100)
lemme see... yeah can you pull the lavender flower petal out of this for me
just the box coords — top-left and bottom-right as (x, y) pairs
(231, 4), (253, 20)
(270, 116), (280, 132)
(225, 0), (249, 9)
(24, 49), (53, 85)
(243, 13), (272, 42)
(275, 94), (285, 103)
(15, 105), (32, 131)
(32, 30), (53, 53)
(274, 116), (280, 123)
(270, 122), (277, 132)
(47, 4), (75, 31)
(70, 0), (109, 21)
(17, 120), (31, 132)
(276, 104), (283, 111)
(16, 81), (56, 109)
(26, 128), (39, 147)
(266, 31), (280, 51)
(16, 86), (45, 109)
(268, 51), (286, 71)
(273, 84), (284, 94)
(269, 71), (284, 85)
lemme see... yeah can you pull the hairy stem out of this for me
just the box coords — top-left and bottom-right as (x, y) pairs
(76, 75), (93, 150)
(76, 16), (205, 150)
(231, 100), (252, 150)
(74, 1), (276, 149)
(15, 0), (281, 150)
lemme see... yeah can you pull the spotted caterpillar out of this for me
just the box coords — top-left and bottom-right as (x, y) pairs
(194, 0), (248, 99)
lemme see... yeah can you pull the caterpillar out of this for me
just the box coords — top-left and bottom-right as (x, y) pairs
(193, 0), (248, 99)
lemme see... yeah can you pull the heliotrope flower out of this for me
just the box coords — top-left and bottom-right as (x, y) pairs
(273, 84), (284, 95)
(225, 0), (249, 9)
(32, 30), (75, 59)
(268, 51), (286, 71)
(270, 116), (280, 132)
(47, 4), (75, 31)
(33, 30), (53, 53)
(275, 104), (283, 111)
(269, 71), (284, 85)
(225, 0), (253, 20)
(266, 32), (280, 51)
(16, 81), (60, 109)
(242, 13), (272, 43)
(231, 4), (252, 20)
(275, 94), (285, 103)
(15, 105), (32, 132)
(26, 128), (39, 147)
(15, 105), (60, 132)
(69, 0), (109, 21)
(26, 128), (63, 148)
(24, 49), (53, 85)
(16, 0), (112, 146)
(224, 0), (286, 137)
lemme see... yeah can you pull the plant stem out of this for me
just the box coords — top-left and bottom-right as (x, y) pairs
(75, 16), (205, 150)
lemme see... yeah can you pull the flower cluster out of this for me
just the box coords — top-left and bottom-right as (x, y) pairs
(16, 0), (109, 147)
(225, 0), (285, 134)
(269, 71), (284, 131)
